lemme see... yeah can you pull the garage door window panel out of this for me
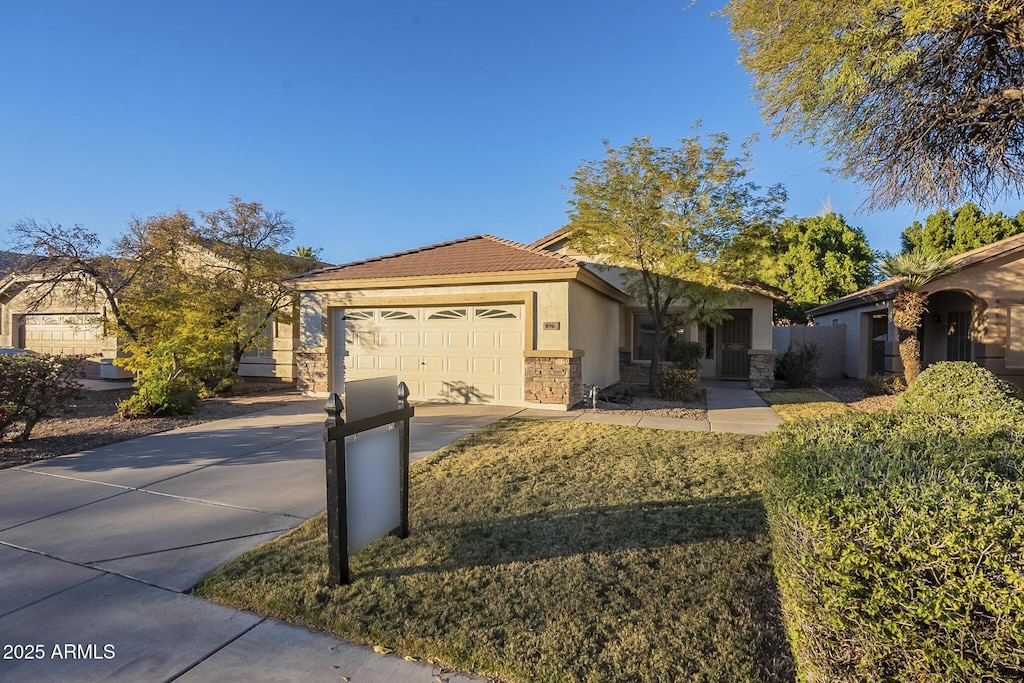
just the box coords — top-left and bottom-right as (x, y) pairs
(428, 309), (467, 320)
(474, 307), (518, 320)
(380, 310), (417, 321)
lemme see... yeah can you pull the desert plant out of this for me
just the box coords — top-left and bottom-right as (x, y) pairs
(774, 343), (821, 388)
(0, 353), (84, 441)
(878, 252), (958, 384)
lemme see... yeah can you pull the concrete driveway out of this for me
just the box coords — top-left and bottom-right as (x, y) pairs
(0, 400), (515, 682)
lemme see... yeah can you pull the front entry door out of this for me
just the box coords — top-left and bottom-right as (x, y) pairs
(718, 309), (752, 379)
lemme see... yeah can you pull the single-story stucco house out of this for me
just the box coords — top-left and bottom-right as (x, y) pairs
(806, 232), (1024, 390)
(0, 247), (302, 381)
(285, 233), (782, 409)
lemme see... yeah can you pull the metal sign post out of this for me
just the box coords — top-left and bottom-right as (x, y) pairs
(322, 380), (413, 586)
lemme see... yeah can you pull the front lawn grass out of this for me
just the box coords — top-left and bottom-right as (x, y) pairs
(194, 419), (794, 682)
(761, 388), (849, 422)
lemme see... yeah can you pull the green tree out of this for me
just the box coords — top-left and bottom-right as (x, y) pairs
(761, 213), (876, 323)
(725, 1), (1024, 209)
(565, 132), (786, 390)
(878, 252), (959, 384)
(197, 196), (307, 376)
(901, 203), (1024, 256)
(9, 197), (314, 415)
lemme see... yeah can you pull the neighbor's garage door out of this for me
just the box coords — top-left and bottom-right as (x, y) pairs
(337, 305), (524, 405)
(22, 313), (106, 358)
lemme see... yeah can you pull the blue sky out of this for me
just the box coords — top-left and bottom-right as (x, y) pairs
(2, 1), (1019, 266)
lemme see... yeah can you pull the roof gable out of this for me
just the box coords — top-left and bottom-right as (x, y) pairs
(288, 235), (580, 283)
(808, 231), (1024, 317)
(528, 228), (569, 251)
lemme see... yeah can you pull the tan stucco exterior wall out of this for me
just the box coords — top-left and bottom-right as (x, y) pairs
(926, 253), (1024, 384)
(816, 305), (895, 379)
(813, 251), (1024, 387)
(237, 318), (298, 381)
(567, 280), (620, 388)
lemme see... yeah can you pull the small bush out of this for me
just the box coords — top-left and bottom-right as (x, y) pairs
(657, 366), (700, 401)
(765, 365), (1024, 682)
(897, 361), (1023, 419)
(666, 339), (703, 370)
(117, 350), (201, 418)
(118, 376), (198, 418)
(0, 353), (84, 442)
(775, 343), (821, 388)
(859, 373), (906, 396)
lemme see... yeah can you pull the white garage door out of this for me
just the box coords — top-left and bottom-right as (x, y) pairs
(22, 313), (106, 358)
(336, 305), (524, 405)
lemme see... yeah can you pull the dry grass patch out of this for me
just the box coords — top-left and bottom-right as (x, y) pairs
(761, 388), (849, 422)
(194, 420), (794, 683)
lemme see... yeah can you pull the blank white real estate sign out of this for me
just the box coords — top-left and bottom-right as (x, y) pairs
(343, 376), (402, 555)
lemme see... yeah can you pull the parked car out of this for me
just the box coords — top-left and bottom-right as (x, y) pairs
(0, 347), (36, 356)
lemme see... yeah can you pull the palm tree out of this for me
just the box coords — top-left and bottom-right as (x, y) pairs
(878, 252), (959, 384)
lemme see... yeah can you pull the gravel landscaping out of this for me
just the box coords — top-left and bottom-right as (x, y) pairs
(0, 385), (312, 469)
(585, 390), (708, 420)
(820, 379), (899, 413)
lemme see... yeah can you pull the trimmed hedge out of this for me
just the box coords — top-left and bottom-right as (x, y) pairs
(897, 361), (1024, 421)
(766, 363), (1024, 682)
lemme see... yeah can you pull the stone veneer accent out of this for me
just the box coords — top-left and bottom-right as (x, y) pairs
(296, 350), (329, 395)
(523, 351), (584, 408)
(748, 349), (776, 392)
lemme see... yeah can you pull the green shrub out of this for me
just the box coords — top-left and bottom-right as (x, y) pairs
(775, 342), (822, 388)
(860, 373), (906, 396)
(897, 361), (1024, 420)
(657, 366), (700, 401)
(0, 353), (84, 442)
(118, 376), (198, 418)
(666, 338), (704, 370)
(117, 349), (201, 418)
(765, 367), (1024, 682)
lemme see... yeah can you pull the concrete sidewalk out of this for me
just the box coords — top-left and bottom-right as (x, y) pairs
(513, 380), (783, 436)
(0, 388), (777, 681)
(0, 400), (505, 683)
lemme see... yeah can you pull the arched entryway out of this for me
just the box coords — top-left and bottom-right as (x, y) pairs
(921, 290), (978, 368)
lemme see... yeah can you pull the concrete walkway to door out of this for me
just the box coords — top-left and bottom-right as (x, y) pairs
(513, 379), (783, 436)
(0, 400), (515, 683)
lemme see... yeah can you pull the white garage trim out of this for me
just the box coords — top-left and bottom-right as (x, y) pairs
(332, 304), (526, 405)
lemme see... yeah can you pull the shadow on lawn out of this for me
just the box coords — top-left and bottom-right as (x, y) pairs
(359, 494), (796, 681)
(375, 494), (768, 576)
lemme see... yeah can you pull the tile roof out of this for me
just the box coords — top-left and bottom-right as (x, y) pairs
(0, 251), (32, 277)
(287, 235), (580, 283)
(528, 228), (569, 250)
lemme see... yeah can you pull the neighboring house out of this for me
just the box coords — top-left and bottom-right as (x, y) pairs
(0, 245), (305, 381)
(285, 233), (781, 409)
(806, 232), (1024, 390)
